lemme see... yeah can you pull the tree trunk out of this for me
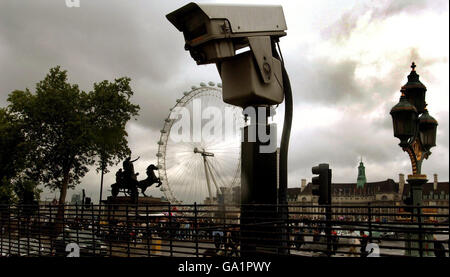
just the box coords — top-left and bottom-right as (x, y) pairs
(55, 171), (70, 235)
(99, 167), (104, 204)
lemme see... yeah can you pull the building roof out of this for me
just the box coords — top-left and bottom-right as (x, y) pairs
(403, 182), (449, 197)
(289, 179), (449, 200)
(296, 179), (399, 197)
(287, 188), (302, 200)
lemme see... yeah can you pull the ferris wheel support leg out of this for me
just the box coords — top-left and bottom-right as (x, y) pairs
(202, 156), (214, 203)
(205, 159), (221, 196)
(240, 110), (279, 257)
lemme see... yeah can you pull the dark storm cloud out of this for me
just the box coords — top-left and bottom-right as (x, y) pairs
(0, 0), (200, 117)
(323, 0), (449, 41)
(286, 57), (360, 104)
(283, 47), (449, 186)
(285, 46), (446, 112)
(0, 0), (215, 200)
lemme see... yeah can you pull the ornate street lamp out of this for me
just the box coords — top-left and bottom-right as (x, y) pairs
(390, 62), (438, 176)
(390, 92), (418, 148)
(390, 62), (438, 257)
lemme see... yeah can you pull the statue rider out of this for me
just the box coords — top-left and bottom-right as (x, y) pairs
(115, 168), (124, 185)
(123, 156), (140, 181)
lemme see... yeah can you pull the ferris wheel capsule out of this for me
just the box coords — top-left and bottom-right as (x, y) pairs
(183, 91), (190, 96)
(217, 83), (222, 88)
(191, 86), (197, 90)
(200, 82), (206, 87)
(208, 81), (215, 86)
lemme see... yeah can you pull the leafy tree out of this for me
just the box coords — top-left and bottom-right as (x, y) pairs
(0, 108), (29, 205)
(88, 78), (139, 203)
(6, 66), (139, 233)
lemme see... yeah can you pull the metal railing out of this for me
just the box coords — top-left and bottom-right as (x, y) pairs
(0, 203), (448, 257)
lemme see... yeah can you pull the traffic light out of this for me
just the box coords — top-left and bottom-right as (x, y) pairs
(403, 196), (413, 213)
(85, 197), (92, 207)
(311, 163), (332, 205)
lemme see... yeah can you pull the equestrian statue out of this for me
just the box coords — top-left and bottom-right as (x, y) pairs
(111, 156), (162, 201)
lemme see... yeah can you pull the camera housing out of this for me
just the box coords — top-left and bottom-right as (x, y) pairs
(166, 2), (287, 65)
(167, 2), (287, 107)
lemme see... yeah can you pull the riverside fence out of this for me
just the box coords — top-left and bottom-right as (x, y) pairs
(0, 203), (448, 257)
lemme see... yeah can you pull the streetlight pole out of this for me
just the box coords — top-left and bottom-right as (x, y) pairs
(390, 62), (438, 256)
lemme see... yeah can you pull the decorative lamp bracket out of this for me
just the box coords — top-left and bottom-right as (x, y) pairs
(402, 137), (429, 175)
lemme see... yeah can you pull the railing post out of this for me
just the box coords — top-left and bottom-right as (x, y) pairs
(326, 204), (332, 257)
(146, 204), (150, 257)
(25, 205), (30, 256)
(286, 203), (291, 255)
(49, 204), (53, 255)
(134, 202), (138, 256)
(194, 202), (199, 257)
(126, 204), (130, 257)
(0, 206), (3, 254)
(417, 206), (423, 257)
(97, 202), (102, 239)
(37, 204), (41, 256)
(8, 205), (11, 256)
(107, 203), (112, 257)
(91, 204), (95, 256)
(168, 203), (173, 257)
(75, 204), (80, 245)
(223, 204), (227, 256)
(17, 205), (21, 256)
(368, 203), (372, 241)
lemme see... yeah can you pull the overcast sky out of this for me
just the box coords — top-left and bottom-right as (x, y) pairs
(0, 0), (448, 203)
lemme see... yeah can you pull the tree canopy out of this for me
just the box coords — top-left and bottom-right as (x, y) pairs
(0, 108), (29, 204)
(4, 66), (139, 231)
(89, 77), (139, 174)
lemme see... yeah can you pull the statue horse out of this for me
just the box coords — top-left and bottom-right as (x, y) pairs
(137, 164), (162, 197)
(138, 177), (162, 197)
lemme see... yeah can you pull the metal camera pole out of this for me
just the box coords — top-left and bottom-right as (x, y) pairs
(240, 106), (278, 256)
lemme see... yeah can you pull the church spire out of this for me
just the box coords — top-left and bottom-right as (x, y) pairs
(357, 158), (367, 189)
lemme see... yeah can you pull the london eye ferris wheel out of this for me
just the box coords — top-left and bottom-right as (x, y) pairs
(156, 82), (243, 204)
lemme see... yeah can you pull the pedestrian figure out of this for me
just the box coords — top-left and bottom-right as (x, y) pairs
(294, 227), (305, 250)
(229, 228), (239, 257)
(347, 229), (360, 257)
(213, 232), (223, 252)
(433, 235), (446, 257)
(359, 230), (369, 257)
(313, 228), (321, 242)
(331, 230), (339, 255)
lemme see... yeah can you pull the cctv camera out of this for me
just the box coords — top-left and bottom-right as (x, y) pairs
(166, 2), (287, 65)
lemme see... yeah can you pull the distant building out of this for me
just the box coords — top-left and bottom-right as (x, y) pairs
(203, 186), (240, 206)
(288, 161), (449, 222)
(356, 158), (367, 189)
(402, 174), (449, 221)
(70, 193), (82, 205)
